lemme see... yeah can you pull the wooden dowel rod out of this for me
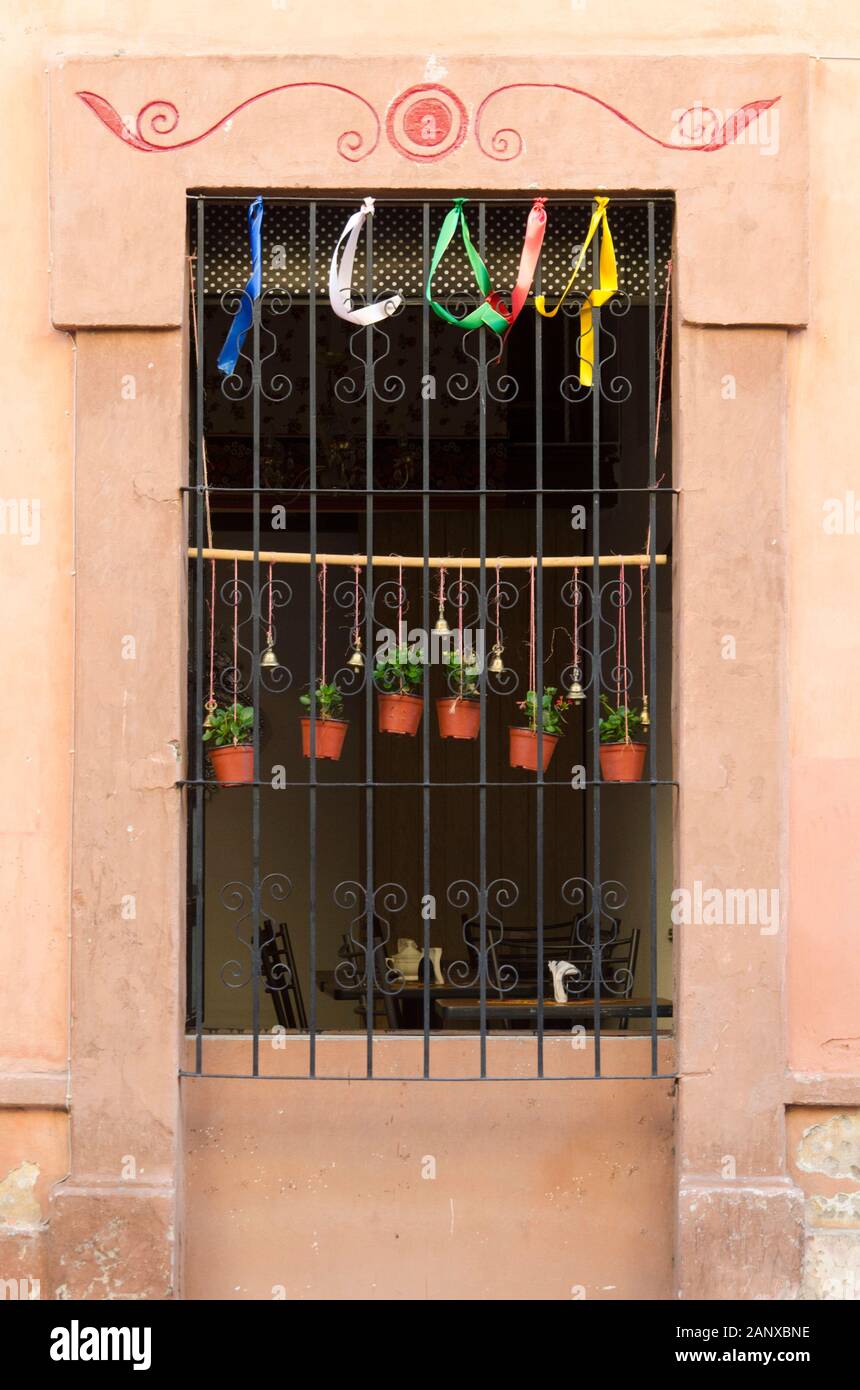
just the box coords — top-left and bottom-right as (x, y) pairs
(188, 547), (667, 570)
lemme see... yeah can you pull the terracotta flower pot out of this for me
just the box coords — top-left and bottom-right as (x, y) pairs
(508, 726), (559, 772)
(599, 741), (647, 782)
(301, 717), (348, 762)
(436, 696), (481, 741)
(378, 692), (423, 736)
(208, 743), (254, 785)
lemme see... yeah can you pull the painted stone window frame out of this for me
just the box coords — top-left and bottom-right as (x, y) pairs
(50, 53), (808, 1298)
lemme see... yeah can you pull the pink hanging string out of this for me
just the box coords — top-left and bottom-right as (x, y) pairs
(458, 563), (464, 658)
(266, 562), (273, 644)
(232, 558), (239, 729)
(654, 259), (672, 461)
(353, 564), (361, 644)
(208, 560), (216, 709)
(640, 527), (650, 700)
(494, 564), (501, 649)
(617, 562), (629, 743)
(438, 564), (446, 617)
(572, 567), (580, 676)
(319, 562), (327, 686)
(398, 563), (404, 644)
(529, 562), (537, 715)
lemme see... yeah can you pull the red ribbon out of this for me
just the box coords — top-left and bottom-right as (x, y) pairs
(494, 197), (548, 352)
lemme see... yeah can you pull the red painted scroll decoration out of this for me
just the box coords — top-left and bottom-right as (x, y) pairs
(77, 79), (780, 164)
(75, 83), (381, 162)
(475, 84), (780, 159)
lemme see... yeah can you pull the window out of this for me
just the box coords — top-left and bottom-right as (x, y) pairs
(185, 194), (675, 1079)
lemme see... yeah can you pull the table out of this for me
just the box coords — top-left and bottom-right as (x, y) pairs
(318, 974), (671, 1030)
(318, 970), (527, 1028)
(434, 996), (673, 1027)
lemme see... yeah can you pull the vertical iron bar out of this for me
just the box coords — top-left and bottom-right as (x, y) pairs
(422, 205), (431, 1077)
(365, 212), (375, 1076)
(308, 203), (318, 1078)
(648, 202), (659, 1075)
(478, 202), (488, 1078)
(591, 201), (602, 1079)
(193, 197), (206, 1074)
(251, 245), (262, 1077)
(535, 262), (545, 1077)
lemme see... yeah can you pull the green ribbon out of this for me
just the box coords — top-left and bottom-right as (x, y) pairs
(426, 199), (511, 334)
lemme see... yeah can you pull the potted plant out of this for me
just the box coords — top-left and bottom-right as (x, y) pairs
(299, 680), (348, 761)
(598, 695), (647, 782)
(509, 687), (570, 772)
(203, 703), (255, 785)
(437, 650), (481, 740)
(374, 644), (424, 735)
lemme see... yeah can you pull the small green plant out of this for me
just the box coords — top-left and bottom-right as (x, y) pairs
(516, 687), (571, 736)
(202, 703), (254, 747)
(300, 680), (344, 722)
(443, 648), (480, 698)
(598, 695), (645, 745)
(374, 644), (424, 696)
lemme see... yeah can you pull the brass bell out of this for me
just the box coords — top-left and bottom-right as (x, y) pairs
(488, 642), (505, 675)
(640, 694), (650, 729)
(566, 676), (586, 704)
(433, 605), (450, 637)
(260, 633), (279, 669)
(347, 634), (365, 669)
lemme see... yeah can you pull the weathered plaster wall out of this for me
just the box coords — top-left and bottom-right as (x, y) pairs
(0, 0), (858, 1301)
(183, 1038), (675, 1301)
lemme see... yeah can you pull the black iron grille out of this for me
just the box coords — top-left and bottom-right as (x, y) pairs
(185, 194), (676, 1081)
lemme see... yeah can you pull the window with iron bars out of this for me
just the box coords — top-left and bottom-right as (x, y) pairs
(184, 194), (676, 1081)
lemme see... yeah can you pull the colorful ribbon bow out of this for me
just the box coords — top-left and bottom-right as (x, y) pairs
(535, 196), (617, 388)
(329, 197), (403, 326)
(217, 195), (263, 376)
(426, 197), (548, 345)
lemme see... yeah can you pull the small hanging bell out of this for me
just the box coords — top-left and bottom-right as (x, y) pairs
(565, 674), (586, 704)
(433, 604), (450, 637)
(640, 694), (650, 729)
(260, 633), (279, 669)
(347, 634), (365, 669)
(488, 642), (505, 675)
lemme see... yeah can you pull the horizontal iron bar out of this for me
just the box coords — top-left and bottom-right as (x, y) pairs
(180, 1069), (676, 1082)
(178, 779), (679, 789)
(188, 193), (676, 206)
(181, 485), (681, 496)
(189, 547), (667, 569)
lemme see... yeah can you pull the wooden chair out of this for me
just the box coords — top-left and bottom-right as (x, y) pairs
(260, 918), (307, 1031)
(461, 917), (581, 997)
(460, 916), (640, 1028)
(571, 920), (640, 1030)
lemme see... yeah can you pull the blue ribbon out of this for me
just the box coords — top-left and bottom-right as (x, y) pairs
(217, 196), (263, 376)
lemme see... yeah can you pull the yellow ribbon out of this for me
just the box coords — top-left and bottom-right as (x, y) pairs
(535, 196), (617, 387)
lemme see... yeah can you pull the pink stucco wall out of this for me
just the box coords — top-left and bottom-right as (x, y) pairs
(1, 1), (859, 1300)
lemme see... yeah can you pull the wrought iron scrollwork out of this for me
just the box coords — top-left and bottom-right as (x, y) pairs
(220, 872), (292, 990)
(330, 572), (369, 694)
(217, 571), (293, 701)
(334, 306), (406, 405)
(218, 290), (294, 403)
(561, 877), (633, 997)
(559, 292), (632, 404)
(559, 573), (635, 699)
(445, 325), (519, 403)
(486, 573), (521, 695)
(446, 878), (520, 992)
(333, 881), (409, 994)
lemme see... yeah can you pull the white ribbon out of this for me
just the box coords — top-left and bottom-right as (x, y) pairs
(329, 198), (403, 326)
